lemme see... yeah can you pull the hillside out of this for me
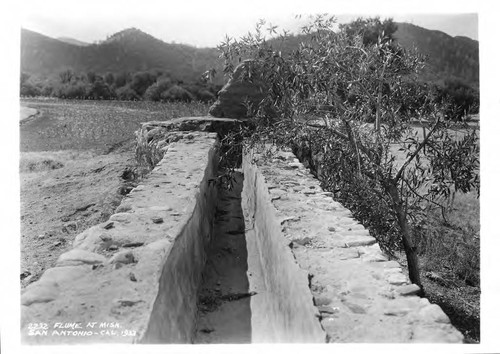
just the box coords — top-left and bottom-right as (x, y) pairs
(394, 23), (479, 88)
(57, 37), (90, 46)
(21, 28), (222, 83)
(21, 29), (83, 76)
(21, 22), (478, 89)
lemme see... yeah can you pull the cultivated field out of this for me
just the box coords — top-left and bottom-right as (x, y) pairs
(20, 99), (210, 288)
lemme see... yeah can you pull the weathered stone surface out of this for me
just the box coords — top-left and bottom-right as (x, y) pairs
(21, 121), (462, 344)
(56, 249), (106, 266)
(21, 280), (59, 306)
(396, 284), (421, 296)
(243, 146), (462, 343)
(109, 213), (132, 223)
(21, 131), (220, 344)
(209, 60), (268, 119)
(384, 306), (411, 316)
(387, 273), (408, 286)
(41, 265), (90, 284)
(314, 296), (332, 306)
(411, 325), (464, 343)
(151, 217), (164, 224)
(418, 304), (451, 324)
(109, 250), (136, 265)
(343, 300), (366, 314)
(343, 235), (377, 248)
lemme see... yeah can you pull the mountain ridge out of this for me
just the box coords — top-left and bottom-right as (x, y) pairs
(20, 23), (479, 88)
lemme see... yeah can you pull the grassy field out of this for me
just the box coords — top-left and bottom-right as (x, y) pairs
(20, 99), (210, 153)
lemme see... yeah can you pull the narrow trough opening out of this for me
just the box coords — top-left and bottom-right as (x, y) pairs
(193, 171), (253, 344)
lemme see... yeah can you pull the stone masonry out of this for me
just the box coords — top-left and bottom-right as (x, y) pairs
(21, 128), (220, 344)
(243, 146), (464, 343)
(20, 117), (464, 344)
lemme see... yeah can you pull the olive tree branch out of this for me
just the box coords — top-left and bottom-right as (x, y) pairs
(395, 117), (440, 182)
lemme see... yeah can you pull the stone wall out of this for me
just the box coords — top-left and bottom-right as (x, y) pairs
(242, 152), (326, 343)
(21, 129), (220, 344)
(243, 146), (464, 343)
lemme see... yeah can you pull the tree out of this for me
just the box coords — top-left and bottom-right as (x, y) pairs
(87, 71), (97, 84)
(104, 72), (115, 86)
(116, 86), (140, 101)
(160, 85), (193, 102)
(114, 72), (130, 88)
(217, 15), (479, 290)
(435, 78), (479, 120)
(130, 71), (157, 97)
(87, 79), (114, 100)
(144, 78), (173, 101)
(59, 69), (74, 84)
(341, 17), (398, 46)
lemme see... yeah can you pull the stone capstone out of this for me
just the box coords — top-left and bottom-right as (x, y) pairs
(56, 249), (106, 267)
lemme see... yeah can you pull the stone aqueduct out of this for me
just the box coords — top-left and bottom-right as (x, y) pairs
(21, 116), (463, 344)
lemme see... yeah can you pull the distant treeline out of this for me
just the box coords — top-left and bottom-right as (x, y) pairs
(20, 69), (222, 103)
(397, 79), (479, 121)
(20, 69), (478, 121)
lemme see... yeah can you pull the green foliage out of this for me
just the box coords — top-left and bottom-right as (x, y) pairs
(217, 15), (480, 287)
(86, 71), (97, 84)
(160, 85), (194, 102)
(104, 72), (115, 86)
(144, 78), (173, 101)
(129, 71), (157, 97)
(19, 67), (217, 103)
(55, 82), (87, 99)
(434, 79), (479, 120)
(340, 17), (398, 46)
(87, 79), (114, 100)
(59, 69), (74, 84)
(114, 72), (130, 88)
(116, 86), (140, 101)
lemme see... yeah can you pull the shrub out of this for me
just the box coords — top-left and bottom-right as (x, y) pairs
(20, 82), (41, 97)
(115, 86), (140, 101)
(129, 71), (156, 97)
(160, 85), (193, 102)
(55, 83), (88, 99)
(144, 78), (173, 101)
(87, 79), (114, 100)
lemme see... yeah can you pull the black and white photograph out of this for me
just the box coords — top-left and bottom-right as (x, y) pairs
(2, 0), (499, 352)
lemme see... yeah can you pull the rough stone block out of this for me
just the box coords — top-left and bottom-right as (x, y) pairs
(418, 304), (451, 324)
(21, 280), (59, 306)
(396, 284), (421, 296)
(56, 249), (107, 267)
(343, 236), (377, 247)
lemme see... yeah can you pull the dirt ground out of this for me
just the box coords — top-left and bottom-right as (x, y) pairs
(20, 145), (137, 288)
(194, 172), (253, 344)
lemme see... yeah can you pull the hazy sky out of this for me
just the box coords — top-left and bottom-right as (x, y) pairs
(19, 0), (479, 47)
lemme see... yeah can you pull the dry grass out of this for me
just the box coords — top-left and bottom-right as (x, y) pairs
(385, 123), (480, 342)
(19, 150), (96, 173)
